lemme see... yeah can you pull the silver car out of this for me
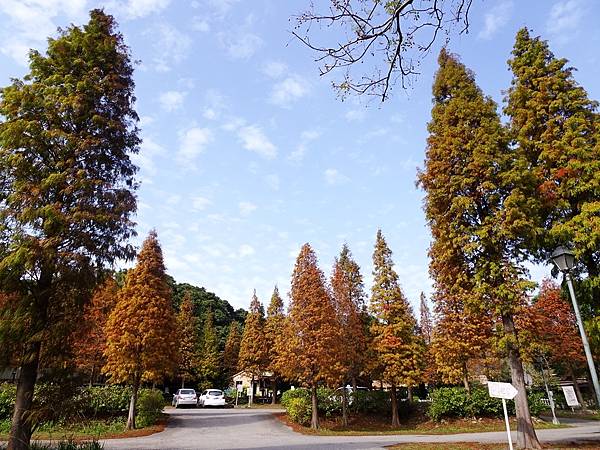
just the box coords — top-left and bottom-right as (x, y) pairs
(172, 388), (198, 408)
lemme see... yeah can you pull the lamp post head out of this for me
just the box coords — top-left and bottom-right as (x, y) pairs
(551, 245), (575, 273)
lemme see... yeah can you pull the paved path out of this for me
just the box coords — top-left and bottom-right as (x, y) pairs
(102, 408), (600, 450)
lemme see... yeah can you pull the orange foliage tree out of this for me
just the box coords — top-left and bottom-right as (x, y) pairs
(103, 231), (179, 429)
(222, 320), (241, 382)
(238, 290), (268, 405)
(176, 292), (200, 388)
(278, 243), (341, 429)
(265, 286), (285, 404)
(331, 243), (367, 426)
(71, 277), (119, 385)
(370, 230), (423, 427)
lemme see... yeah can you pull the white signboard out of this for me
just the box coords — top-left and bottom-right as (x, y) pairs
(488, 382), (518, 400)
(562, 386), (580, 407)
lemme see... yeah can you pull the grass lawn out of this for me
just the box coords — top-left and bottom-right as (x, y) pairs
(275, 413), (567, 436)
(0, 416), (167, 441)
(388, 443), (600, 449)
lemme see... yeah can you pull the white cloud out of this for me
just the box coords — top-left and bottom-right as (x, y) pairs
(269, 75), (310, 108)
(345, 109), (366, 122)
(478, 0), (513, 40)
(149, 23), (192, 72)
(202, 89), (227, 120)
(132, 136), (164, 177)
(191, 196), (212, 210)
(239, 201), (257, 216)
(547, 0), (584, 39)
(177, 127), (214, 166)
(289, 129), (321, 162)
(159, 90), (186, 111)
(265, 174), (280, 191)
(0, 0), (88, 65)
(237, 125), (277, 159)
(205, 0), (240, 17)
(219, 32), (262, 59)
(192, 16), (210, 32)
(262, 61), (288, 78)
(239, 244), (255, 257)
(324, 168), (350, 185)
(222, 116), (246, 132)
(108, 0), (171, 19)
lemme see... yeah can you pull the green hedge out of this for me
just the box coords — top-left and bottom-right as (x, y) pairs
(0, 384), (163, 425)
(428, 386), (547, 421)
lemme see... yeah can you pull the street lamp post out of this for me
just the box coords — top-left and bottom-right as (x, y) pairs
(551, 246), (600, 408)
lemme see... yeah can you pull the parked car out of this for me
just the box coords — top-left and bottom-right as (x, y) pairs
(172, 388), (198, 408)
(198, 389), (226, 407)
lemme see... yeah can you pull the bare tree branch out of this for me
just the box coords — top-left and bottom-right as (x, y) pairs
(293, 0), (474, 102)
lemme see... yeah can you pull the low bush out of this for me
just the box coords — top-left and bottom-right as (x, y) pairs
(281, 388), (340, 424)
(83, 385), (131, 416)
(136, 389), (164, 427)
(349, 390), (390, 414)
(0, 384), (16, 420)
(428, 385), (549, 421)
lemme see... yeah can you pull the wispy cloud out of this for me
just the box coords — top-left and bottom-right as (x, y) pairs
(107, 0), (171, 19)
(237, 125), (277, 159)
(133, 136), (165, 178)
(324, 168), (350, 185)
(148, 23), (191, 72)
(219, 32), (262, 59)
(191, 196), (212, 211)
(239, 201), (257, 216)
(478, 0), (513, 40)
(289, 129), (321, 162)
(177, 127), (214, 167)
(159, 90), (186, 111)
(547, 0), (584, 42)
(269, 75), (310, 108)
(265, 174), (280, 191)
(262, 61), (288, 78)
(239, 244), (255, 257)
(345, 109), (366, 122)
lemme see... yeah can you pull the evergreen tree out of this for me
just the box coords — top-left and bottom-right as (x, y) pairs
(238, 290), (268, 405)
(504, 29), (600, 314)
(198, 309), (220, 389)
(279, 244), (341, 429)
(331, 244), (367, 426)
(222, 321), (242, 382)
(265, 286), (285, 404)
(0, 10), (139, 448)
(370, 230), (423, 427)
(103, 231), (178, 430)
(71, 276), (119, 386)
(418, 49), (540, 448)
(176, 292), (200, 388)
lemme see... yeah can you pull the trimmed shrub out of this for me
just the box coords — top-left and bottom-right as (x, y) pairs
(136, 389), (164, 427)
(428, 385), (549, 421)
(286, 397), (312, 426)
(83, 385), (131, 416)
(0, 384), (16, 420)
(349, 390), (390, 414)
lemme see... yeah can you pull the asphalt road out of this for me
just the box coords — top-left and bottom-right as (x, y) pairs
(101, 408), (600, 450)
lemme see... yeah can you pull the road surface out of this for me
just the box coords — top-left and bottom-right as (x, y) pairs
(102, 407), (600, 450)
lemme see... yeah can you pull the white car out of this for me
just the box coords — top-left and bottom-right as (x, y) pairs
(198, 389), (226, 407)
(172, 388), (198, 408)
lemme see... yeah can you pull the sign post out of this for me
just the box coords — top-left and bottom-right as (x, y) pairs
(562, 385), (580, 409)
(488, 381), (518, 450)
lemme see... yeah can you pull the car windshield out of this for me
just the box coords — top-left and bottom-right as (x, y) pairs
(180, 389), (195, 395)
(208, 390), (222, 396)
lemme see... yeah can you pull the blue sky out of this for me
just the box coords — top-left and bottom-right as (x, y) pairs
(1, 0), (599, 312)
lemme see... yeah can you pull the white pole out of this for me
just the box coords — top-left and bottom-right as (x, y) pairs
(502, 398), (514, 450)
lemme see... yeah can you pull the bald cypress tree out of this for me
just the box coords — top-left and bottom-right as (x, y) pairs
(418, 49), (540, 449)
(0, 10), (139, 448)
(176, 292), (200, 388)
(198, 309), (220, 389)
(238, 290), (268, 405)
(222, 321), (242, 382)
(104, 231), (178, 430)
(280, 244), (341, 429)
(504, 28), (600, 309)
(370, 230), (423, 427)
(265, 286), (285, 404)
(331, 244), (367, 426)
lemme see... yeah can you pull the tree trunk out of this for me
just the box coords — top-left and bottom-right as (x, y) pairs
(352, 375), (357, 392)
(407, 386), (413, 403)
(89, 366), (95, 388)
(127, 373), (140, 430)
(249, 375), (254, 406)
(271, 377), (277, 405)
(181, 377), (185, 389)
(390, 383), (400, 427)
(462, 362), (471, 397)
(310, 383), (319, 429)
(8, 342), (40, 450)
(341, 385), (349, 427)
(568, 365), (584, 406)
(502, 314), (541, 450)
